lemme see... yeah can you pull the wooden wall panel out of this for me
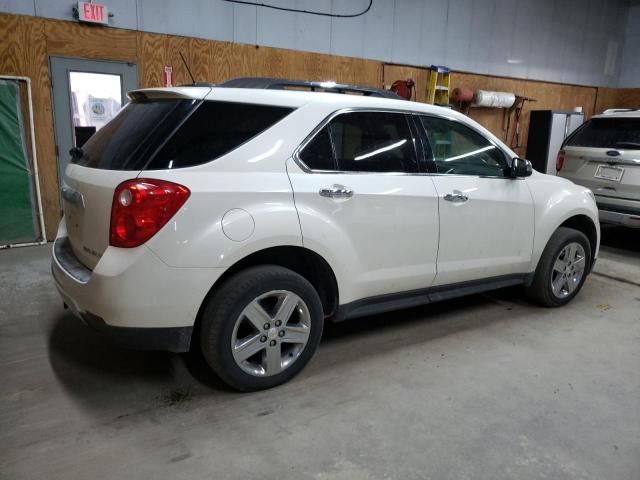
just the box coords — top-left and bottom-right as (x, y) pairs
(137, 32), (383, 90)
(45, 18), (137, 62)
(595, 87), (640, 113)
(0, 14), (58, 239)
(613, 89), (640, 108)
(137, 32), (166, 88)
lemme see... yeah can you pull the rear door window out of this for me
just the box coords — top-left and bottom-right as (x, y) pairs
(298, 111), (419, 173)
(298, 126), (336, 171)
(566, 118), (640, 149)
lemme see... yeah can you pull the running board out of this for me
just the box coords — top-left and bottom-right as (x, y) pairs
(333, 274), (531, 322)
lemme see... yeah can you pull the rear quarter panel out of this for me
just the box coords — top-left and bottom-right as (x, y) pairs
(141, 103), (333, 269)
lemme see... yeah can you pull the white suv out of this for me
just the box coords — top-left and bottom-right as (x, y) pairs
(557, 109), (640, 227)
(52, 78), (600, 391)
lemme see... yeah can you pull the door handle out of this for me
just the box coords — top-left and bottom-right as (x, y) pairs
(443, 191), (468, 203)
(319, 184), (354, 199)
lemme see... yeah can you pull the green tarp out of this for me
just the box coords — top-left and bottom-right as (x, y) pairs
(0, 80), (38, 245)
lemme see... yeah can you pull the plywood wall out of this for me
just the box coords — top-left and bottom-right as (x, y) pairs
(595, 87), (640, 113)
(0, 12), (636, 239)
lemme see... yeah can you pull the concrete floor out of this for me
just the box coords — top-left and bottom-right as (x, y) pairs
(1, 227), (639, 480)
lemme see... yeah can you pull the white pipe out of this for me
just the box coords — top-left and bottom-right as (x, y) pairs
(0, 75), (48, 248)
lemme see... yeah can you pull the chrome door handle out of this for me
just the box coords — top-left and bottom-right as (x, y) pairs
(443, 192), (468, 203)
(319, 184), (354, 199)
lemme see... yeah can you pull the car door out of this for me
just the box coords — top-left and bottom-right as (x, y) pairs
(417, 115), (535, 286)
(286, 110), (440, 304)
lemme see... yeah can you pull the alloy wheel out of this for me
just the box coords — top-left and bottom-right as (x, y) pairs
(550, 242), (586, 298)
(231, 290), (311, 377)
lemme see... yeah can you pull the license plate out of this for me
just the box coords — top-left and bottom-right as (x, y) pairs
(594, 165), (624, 182)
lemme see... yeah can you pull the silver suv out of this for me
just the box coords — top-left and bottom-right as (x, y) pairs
(557, 109), (640, 227)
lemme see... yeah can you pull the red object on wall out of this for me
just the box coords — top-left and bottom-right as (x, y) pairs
(77, 2), (109, 25)
(390, 79), (415, 100)
(163, 65), (173, 88)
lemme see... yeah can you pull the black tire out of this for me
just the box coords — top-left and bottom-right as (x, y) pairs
(525, 227), (592, 307)
(200, 265), (324, 391)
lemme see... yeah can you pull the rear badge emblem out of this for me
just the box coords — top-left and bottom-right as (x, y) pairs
(606, 150), (621, 157)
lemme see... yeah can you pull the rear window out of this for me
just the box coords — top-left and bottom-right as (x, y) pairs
(566, 117), (640, 149)
(146, 101), (293, 169)
(72, 99), (196, 170)
(72, 100), (293, 170)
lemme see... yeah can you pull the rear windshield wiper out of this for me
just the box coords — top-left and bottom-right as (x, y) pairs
(615, 142), (640, 149)
(69, 146), (84, 159)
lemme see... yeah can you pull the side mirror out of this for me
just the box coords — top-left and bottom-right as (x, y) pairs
(511, 157), (533, 178)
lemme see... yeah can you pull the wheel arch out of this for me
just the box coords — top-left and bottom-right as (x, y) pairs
(193, 246), (339, 342)
(558, 214), (598, 270)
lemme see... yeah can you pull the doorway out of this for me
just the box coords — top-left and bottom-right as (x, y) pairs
(49, 57), (137, 202)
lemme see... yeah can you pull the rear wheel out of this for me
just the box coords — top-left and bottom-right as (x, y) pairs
(525, 227), (591, 307)
(200, 265), (324, 391)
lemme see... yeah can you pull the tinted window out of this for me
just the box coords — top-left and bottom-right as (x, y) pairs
(420, 116), (507, 177)
(330, 112), (418, 173)
(298, 126), (335, 170)
(72, 99), (196, 170)
(566, 117), (640, 149)
(147, 102), (293, 169)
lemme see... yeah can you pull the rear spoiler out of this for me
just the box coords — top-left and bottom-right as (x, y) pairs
(128, 86), (212, 102)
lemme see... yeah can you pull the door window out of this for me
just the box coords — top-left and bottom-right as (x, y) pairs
(298, 126), (335, 171)
(420, 116), (507, 177)
(299, 111), (419, 173)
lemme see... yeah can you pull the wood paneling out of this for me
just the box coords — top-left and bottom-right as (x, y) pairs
(0, 12), (635, 239)
(45, 18), (137, 62)
(0, 14), (58, 239)
(595, 87), (640, 113)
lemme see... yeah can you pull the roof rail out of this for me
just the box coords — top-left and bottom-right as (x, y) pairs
(218, 77), (402, 100)
(602, 108), (640, 114)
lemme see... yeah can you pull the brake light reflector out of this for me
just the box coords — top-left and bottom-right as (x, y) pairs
(110, 179), (190, 248)
(556, 150), (565, 172)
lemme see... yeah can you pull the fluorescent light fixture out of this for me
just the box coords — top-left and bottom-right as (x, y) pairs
(354, 139), (407, 161)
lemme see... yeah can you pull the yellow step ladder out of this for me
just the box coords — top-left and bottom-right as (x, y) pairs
(426, 65), (451, 105)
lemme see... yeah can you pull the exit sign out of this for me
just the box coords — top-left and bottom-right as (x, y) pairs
(77, 2), (109, 25)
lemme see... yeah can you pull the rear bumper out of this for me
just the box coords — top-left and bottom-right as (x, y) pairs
(51, 225), (224, 352)
(82, 312), (193, 352)
(597, 203), (640, 228)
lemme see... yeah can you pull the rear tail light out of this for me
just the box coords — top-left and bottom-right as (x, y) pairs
(110, 179), (190, 248)
(556, 149), (565, 172)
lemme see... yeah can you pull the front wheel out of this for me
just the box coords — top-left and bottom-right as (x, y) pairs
(200, 265), (324, 391)
(525, 227), (592, 307)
